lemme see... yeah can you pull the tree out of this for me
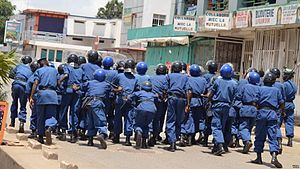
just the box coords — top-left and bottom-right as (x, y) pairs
(0, 0), (16, 43)
(0, 49), (16, 86)
(97, 0), (123, 19)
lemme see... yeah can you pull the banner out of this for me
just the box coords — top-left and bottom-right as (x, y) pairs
(281, 4), (299, 24)
(173, 15), (196, 32)
(123, 8), (132, 26)
(252, 7), (278, 27)
(232, 10), (251, 28)
(4, 20), (22, 43)
(204, 11), (230, 30)
(0, 101), (8, 144)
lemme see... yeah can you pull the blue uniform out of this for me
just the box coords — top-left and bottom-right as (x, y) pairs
(281, 80), (297, 138)
(254, 86), (284, 154)
(81, 80), (112, 137)
(237, 83), (259, 143)
(182, 76), (207, 135)
(34, 66), (58, 136)
(129, 90), (157, 138)
(59, 65), (84, 132)
(80, 63), (100, 81)
(135, 74), (150, 89)
(149, 75), (168, 136)
(11, 64), (33, 123)
(210, 78), (237, 145)
(26, 74), (38, 131)
(166, 73), (188, 144)
(114, 72), (138, 136)
(273, 81), (286, 139)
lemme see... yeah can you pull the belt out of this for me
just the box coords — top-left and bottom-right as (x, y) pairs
(259, 106), (277, 111)
(169, 92), (186, 99)
(139, 99), (153, 102)
(15, 77), (27, 82)
(39, 86), (56, 90)
(86, 96), (105, 101)
(243, 102), (256, 106)
(192, 94), (202, 98)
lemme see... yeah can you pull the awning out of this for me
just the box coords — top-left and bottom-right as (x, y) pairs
(28, 40), (92, 51)
(129, 36), (189, 45)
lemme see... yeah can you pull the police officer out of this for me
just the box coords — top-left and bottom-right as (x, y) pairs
(102, 56), (118, 139)
(270, 68), (286, 154)
(181, 62), (187, 74)
(128, 81), (157, 149)
(185, 64), (207, 146)
(135, 62), (150, 88)
(207, 64), (237, 156)
(56, 64), (67, 135)
(281, 68), (297, 147)
(29, 58), (58, 145)
(10, 55), (33, 133)
(26, 60), (40, 138)
(251, 72), (284, 168)
(237, 71), (260, 154)
(74, 69), (112, 149)
(115, 60), (125, 74)
(166, 61), (188, 152)
(149, 64), (168, 146)
(113, 59), (138, 146)
(78, 56), (87, 66)
(81, 50), (101, 81)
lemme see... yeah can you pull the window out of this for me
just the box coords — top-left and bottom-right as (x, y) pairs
(72, 37), (83, 41)
(241, 0), (276, 8)
(93, 22), (106, 36)
(41, 49), (47, 59)
(56, 50), (63, 62)
(74, 20), (86, 35)
(48, 50), (55, 61)
(99, 40), (105, 43)
(152, 14), (166, 27)
(208, 0), (228, 11)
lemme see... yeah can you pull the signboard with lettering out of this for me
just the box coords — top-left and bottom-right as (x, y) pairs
(281, 4), (299, 24)
(232, 10), (251, 28)
(174, 15), (196, 32)
(252, 7), (279, 27)
(204, 11), (231, 30)
(4, 20), (22, 43)
(0, 101), (8, 144)
(123, 8), (132, 26)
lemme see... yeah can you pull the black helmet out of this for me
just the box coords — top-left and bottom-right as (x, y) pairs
(116, 60), (125, 71)
(171, 61), (182, 73)
(67, 54), (78, 64)
(206, 60), (218, 73)
(21, 56), (33, 64)
(156, 64), (168, 75)
(181, 62), (187, 71)
(283, 68), (294, 81)
(263, 72), (276, 86)
(87, 50), (99, 64)
(124, 59), (136, 73)
(247, 67), (258, 73)
(30, 60), (40, 72)
(78, 56), (87, 65)
(270, 68), (281, 78)
(95, 55), (103, 67)
(141, 81), (152, 91)
(258, 70), (265, 78)
(58, 64), (67, 75)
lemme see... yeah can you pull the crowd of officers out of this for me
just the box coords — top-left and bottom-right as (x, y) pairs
(9, 50), (298, 168)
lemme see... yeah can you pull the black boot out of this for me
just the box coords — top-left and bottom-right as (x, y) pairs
(235, 137), (241, 148)
(179, 134), (186, 147)
(278, 138), (283, 154)
(141, 138), (148, 149)
(87, 136), (94, 146)
(148, 134), (156, 147)
(242, 141), (253, 154)
(112, 134), (120, 144)
(187, 135), (192, 146)
(37, 135), (44, 144)
(200, 134), (209, 147)
(69, 133), (77, 143)
(98, 134), (107, 149)
(167, 143), (176, 152)
(223, 144), (229, 153)
(79, 129), (87, 141)
(124, 136), (132, 146)
(58, 129), (67, 141)
(287, 137), (293, 147)
(162, 135), (169, 145)
(135, 131), (142, 149)
(9, 119), (15, 127)
(19, 122), (25, 133)
(45, 127), (52, 145)
(28, 130), (37, 139)
(108, 131), (114, 140)
(251, 153), (263, 164)
(213, 144), (224, 156)
(271, 152), (283, 168)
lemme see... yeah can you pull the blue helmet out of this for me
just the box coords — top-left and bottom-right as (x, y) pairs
(94, 69), (106, 82)
(248, 72), (260, 85)
(102, 56), (114, 68)
(220, 64), (233, 79)
(136, 62), (148, 75)
(141, 81), (152, 91)
(189, 64), (201, 77)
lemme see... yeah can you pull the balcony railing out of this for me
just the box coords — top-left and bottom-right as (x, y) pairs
(24, 31), (65, 43)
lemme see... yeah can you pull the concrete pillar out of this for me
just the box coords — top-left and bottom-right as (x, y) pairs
(176, 0), (185, 15)
(197, 0), (208, 16)
(228, 0), (240, 12)
(276, 0), (288, 5)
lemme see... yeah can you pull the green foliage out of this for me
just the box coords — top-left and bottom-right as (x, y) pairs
(0, 0), (16, 43)
(0, 49), (16, 87)
(97, 0), (123, 19)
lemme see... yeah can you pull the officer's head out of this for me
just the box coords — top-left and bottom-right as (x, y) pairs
(270, 68), (281, 79)
(263, 72), (276, 86)
(94, 69), (106, 82)
(171, 61), (182, 73)
(95, 55), (103, 67)
(189, 64), (201, 77)
(206, 60), (218, 73)
(283, 68), (294, 81)
(58, 64), (66, 75)
(38, 58), (48, 67)
(67, 54), (79, 64)
(30, 60), (40, 72)
(21, 55), (33, 64)
(87, 50), (99, 64)
(181, 62), (187, 73)
(156, 64), (168, 75)
(258, 70), (265, 78)
(141, 81), (152, 92)
(78, 56), (87, 66)
(102, 56), (114, 69)
(248, 72), (260, 85)
(220, 64), (233, 79)
(247, 67), (258, 73)
(115, 60), (125, 73)
(136, 62), (148, 75)
(124, 59), (136, 73)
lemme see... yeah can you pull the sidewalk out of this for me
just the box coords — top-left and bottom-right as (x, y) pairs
(281, 125), (300, 142)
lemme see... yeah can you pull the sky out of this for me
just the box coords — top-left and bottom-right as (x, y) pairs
(9, 0), (118, 17)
